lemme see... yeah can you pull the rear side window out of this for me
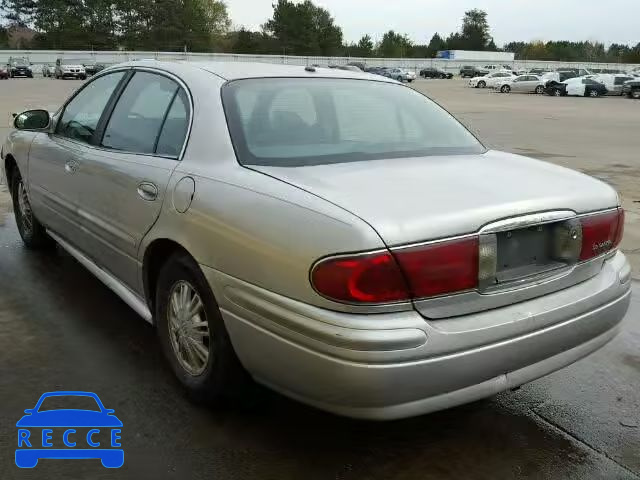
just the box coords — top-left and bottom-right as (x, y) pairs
(102, 72), (179, 154)
(57, 71), (125, 144)
(156, 89), (190, 158)
(222, 78), (485, 167)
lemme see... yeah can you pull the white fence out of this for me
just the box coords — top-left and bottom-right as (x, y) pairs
(2, 50), (639, 74)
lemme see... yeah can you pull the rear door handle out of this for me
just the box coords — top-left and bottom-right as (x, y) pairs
(64, 161), (79, 174)
(137, 182), (158, 201)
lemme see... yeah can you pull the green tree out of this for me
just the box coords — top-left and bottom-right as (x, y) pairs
(460, 9), (492, 50)
(377, 30), (412, 57)
(264, 0), (343, 55)
(427, 32), (445, 56)
(0, 26), (9, 47)
(356, 34), (373, 56)
(0, 0), (35, 27)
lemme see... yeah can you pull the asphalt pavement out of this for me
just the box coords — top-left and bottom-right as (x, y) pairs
(0, 212), (638, 479)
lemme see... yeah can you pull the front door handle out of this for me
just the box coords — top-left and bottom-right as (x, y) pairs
(137, 182), (158, 201)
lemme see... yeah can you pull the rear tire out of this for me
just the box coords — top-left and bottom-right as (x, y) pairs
(632, 89), (640, 99)
(10, 171), (54, 250)
(588, 89), (600, 98)
(155, 252), (251, 404)
(477, 80), (486, 88)
(500, 85), (511, 93)
(553, 89), (563, 97)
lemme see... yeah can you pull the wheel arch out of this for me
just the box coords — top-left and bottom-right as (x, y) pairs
(142, 238), (198, 313)
(4, 153), (18, 187)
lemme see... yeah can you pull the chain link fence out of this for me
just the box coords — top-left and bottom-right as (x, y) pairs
(1, 50), (639, 75)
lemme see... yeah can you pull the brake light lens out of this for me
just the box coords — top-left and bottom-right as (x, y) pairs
(311, 251), (410, 303)
(393, 237), (479, 298)
(579, 208), (624, 261)
(311, 237), (479, 304)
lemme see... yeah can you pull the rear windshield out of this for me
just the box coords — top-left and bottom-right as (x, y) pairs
(222, 78), (485, 167)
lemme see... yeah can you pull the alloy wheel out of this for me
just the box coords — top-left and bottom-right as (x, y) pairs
(167, 281), (211, 376)
(17, 181), (34, 236)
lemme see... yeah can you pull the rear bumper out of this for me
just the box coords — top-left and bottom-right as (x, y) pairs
(204, 252), (631, 420)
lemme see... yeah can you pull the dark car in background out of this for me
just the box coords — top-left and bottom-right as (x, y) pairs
(460, 65), (482, 78)
(7, 57), (33, 78)
(622, 79), (640, 99)
(420, 67), (453, 79)
(84, 63), (106, 76)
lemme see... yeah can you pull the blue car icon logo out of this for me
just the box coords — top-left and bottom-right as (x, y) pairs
(16, 391), (123, 468)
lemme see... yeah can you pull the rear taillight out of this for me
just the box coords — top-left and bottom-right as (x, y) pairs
(311, 237), (478, 304)
(311, 251), (410, 303)
(393, 237), (479, 299)
(580, 208), (624, 261)
(312, 209), (624, 305)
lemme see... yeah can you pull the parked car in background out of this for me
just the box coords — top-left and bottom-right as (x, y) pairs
(420, 67), (453, 79)
(337, 65), (362, 72)
(2, 61), (630, 420)
(527, 68), (550, 76)
(479, 65), (511, 75)
(346, 61), (366, 71)
(622, 79), (640, 98)
(545, 77), (608, 97)
(365, 67), (386, 77)
(384, 67), (415, 83)
(7, 57), (33, 78)
(542, 70), (580, 85)
(468, 71), (514, 88)
(495, 74), (545, 94)
(41, 64), (53, 77)
(592, 74), (635, 95)
(84, 63), (106, 76)
(460, 65), (483, 78)
(0, 65), (9, 80)
(54, 58), (87, 80)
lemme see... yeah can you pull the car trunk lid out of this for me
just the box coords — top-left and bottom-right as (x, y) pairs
(254, 151), (620, 317)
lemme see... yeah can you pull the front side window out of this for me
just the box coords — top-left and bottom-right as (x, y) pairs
(102, 72), (179, 154)
(57, 71), (125, 144)
(223, 78), (485, 167)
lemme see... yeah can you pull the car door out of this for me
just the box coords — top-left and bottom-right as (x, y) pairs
(565, 79), (584, 96)
(72, 69), (190, 292)
(28, 71), (128, 252)
(518, 75), (537, 92)
(510, 76), (526, 92)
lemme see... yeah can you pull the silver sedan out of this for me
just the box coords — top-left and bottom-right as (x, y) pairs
(1, 61), (631, 420)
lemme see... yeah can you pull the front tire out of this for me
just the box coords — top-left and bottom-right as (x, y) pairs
(588, 89), (600, 98)
(500, 85), (511, 93)
(535, 85), (544, 94)
(631, 89), (640, 99)
(156, 252), (249, 403)
(10, 171), (53, 249)
(477, 80), (486, 88)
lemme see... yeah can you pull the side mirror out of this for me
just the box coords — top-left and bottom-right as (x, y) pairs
(14, 110), (50, 130)
(24, 409), (34, 414)
(105, 409), (115, 414)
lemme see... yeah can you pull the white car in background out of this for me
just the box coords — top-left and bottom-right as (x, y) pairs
(494, 74), (545, 94)
(384, 68), (416, 83)
(468, 71), (514, 88)
(591, 74), (636, 95)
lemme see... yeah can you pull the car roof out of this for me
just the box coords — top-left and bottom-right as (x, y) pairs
(110, 60), (395, 83)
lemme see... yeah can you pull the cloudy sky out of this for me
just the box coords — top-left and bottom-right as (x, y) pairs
(224, 0), (638, 46)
